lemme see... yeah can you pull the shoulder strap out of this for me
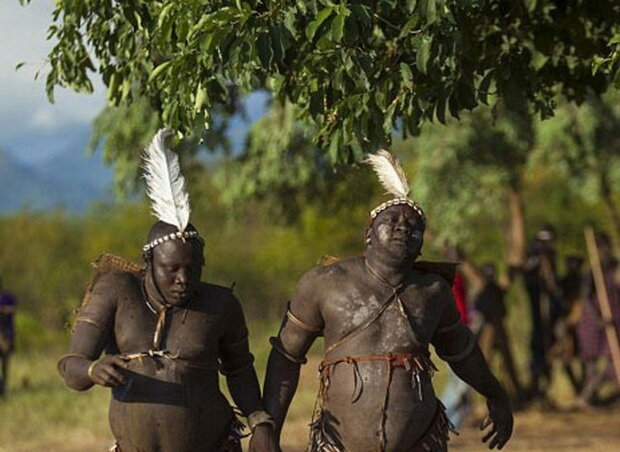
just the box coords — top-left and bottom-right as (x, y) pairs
(325, 287), (400, 355)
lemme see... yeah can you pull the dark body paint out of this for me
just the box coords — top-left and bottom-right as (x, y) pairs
(59, 270), (255, 452)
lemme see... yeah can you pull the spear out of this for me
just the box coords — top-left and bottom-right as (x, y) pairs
(584, 227), (620, 386)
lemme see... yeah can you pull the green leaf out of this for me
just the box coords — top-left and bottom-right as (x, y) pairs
(328, 131), (341, 164)
(148, 61), (172, 83)
(194, 84), (208, 113)
(525, 0), (537, 13)
(257, 33), (272, 68)
(400, 63), (413, 88)
(106, 72), (120, 101)
(306, 7), (333, 41)
(416, 36), (431, 74)
(330, 11), (346, 43)
(283, 8), (297, 36)
(419, 0), (437, 24)
(383, 102), (396, 134)
(270, 26), (286, 65)
(400, 14), (420, 38)
(478, 70), (494, 105)
(157, 3), (174, 30)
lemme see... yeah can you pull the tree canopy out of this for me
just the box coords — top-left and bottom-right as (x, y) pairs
(23, 0), (620, 162)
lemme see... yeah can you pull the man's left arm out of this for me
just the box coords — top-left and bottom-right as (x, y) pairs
(431, 282), (513, 450)
(220, 294), (276, 451)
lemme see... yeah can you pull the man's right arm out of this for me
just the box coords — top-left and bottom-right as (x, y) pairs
(57, 273), (123, 391)
(262, 269), (324, 443)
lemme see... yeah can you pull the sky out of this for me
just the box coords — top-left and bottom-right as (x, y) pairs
(0, 1), (268, 169)
(0, 1), (106, 165)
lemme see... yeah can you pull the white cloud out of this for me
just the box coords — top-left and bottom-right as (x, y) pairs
(29, 106), (58, 129)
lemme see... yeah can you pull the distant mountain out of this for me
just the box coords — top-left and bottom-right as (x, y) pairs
(0, 130), (114, 214)
(0, 92), (268, 215)
(0, 148), (56, 212)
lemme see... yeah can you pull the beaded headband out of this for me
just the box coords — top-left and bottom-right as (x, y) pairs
(142, 230), (205, 253)
(370, 197), (426, 223)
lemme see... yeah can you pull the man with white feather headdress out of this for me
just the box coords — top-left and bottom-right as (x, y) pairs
(263, 150), (513, 451)
(58, 130), (276, 452)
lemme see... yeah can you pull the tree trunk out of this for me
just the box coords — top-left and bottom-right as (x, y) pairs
(506, 186), (526, 268)
(599, 169), (620, 243)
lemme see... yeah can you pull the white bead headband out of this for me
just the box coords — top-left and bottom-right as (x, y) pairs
(142, 230), (204, 253)
(370, 197), (426, 223)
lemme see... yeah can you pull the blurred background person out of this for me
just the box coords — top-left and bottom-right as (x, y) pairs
(552, 256), (586, 395)
(522, 224), (562, 401)
(575, 233), (620, 408)
(0, 274), (16, 397)
(474, 263), (524, 402)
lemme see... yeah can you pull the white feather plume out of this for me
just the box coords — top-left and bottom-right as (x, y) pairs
(142, 128), (191, 232)
(364, 150), (410, 198)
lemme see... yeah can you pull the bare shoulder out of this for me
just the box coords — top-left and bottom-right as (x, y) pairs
(200, 282), (243, 311)
(89, 270), (140, 299)
(411, 270), (453, 303)
(295, 256), (361, 297)
(80, 271), (140, 319)
(288, 257), (361, 329)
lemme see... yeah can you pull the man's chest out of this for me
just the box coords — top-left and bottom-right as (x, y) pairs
(113, 296), (225, 358)
(321, 283), (441, 348)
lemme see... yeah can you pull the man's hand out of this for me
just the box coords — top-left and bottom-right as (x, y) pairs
(88, 355), (129, 387)
(480, 396), (513, 449)
(248, 424), (278, 452)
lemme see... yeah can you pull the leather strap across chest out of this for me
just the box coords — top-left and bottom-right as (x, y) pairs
(325, 261), (417, 356)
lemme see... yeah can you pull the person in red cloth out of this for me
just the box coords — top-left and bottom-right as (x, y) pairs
(452, 270), (468, 325)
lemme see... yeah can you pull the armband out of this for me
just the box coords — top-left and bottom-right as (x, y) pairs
(436, 329), (476, 363)
(87, 360), (98, 381)
(247, 410), (276, 432)
(436, 317), (461, 334)
(75, 316), (109, 332)
(286, 308), (322, 334)
(269, 337), (307, 364)
(226, 334), (249, 350)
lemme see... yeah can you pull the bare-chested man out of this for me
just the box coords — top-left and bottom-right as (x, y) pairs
(263, 151), (513, 451)
(57, 130), (276, 452)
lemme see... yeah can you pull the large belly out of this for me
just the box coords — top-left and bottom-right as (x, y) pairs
(322, 361), (437, 452)
(109, 360), (232, 452)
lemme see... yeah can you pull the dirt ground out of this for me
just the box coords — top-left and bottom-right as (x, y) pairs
(448, 407), (620, 451)
(278, 406), (620, 451)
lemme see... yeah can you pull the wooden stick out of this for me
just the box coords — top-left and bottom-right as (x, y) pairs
(584, 227), (620, 386)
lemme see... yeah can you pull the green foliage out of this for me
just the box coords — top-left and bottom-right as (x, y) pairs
(535, 91), (620, 202)
(404, 92), (620, 262)
(88, 95), (242, 196)
(215, 99), (377, 221)
(27, 0), (620, 162)
(408, 102), (533, 246)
